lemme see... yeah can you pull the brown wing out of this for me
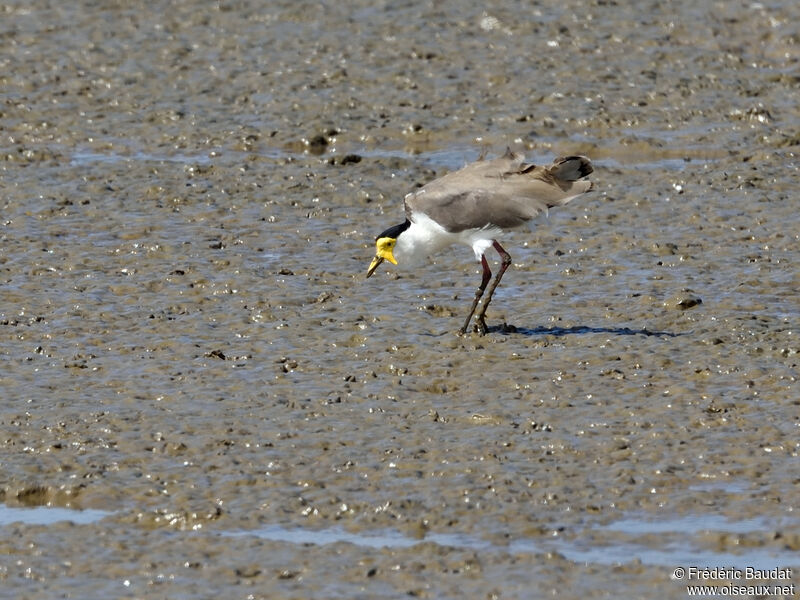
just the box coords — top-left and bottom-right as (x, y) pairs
(404, 152), (593, 233)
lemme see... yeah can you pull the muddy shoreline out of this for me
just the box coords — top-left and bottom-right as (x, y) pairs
(2, 0), (799, 598)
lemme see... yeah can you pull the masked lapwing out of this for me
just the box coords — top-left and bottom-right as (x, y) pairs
(366, 149), (594, 335)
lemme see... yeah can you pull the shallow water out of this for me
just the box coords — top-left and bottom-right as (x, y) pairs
(2, 0), (799, 598)
(229, 514), (800, 570)
(0, 504), (111, 527)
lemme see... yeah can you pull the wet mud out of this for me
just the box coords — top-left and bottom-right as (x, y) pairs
(1, 0), (799, 598)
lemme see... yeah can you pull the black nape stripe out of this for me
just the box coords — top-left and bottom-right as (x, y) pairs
(376, 219), (411, 241)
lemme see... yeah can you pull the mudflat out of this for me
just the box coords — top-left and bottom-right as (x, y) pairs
(1, 1), (798, 598)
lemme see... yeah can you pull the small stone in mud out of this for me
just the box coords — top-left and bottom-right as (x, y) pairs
(277, 569), (299, 579)
(651, 242), (678, 256)
(328, 153), (362, 166)
(306, 134), (328, 155)
(235, 565), (262, 578)
(422, 304), (455, 317)
(281, 359), (299, 373)
(674, 293), (703, 310)
(16, 485), (50, 506)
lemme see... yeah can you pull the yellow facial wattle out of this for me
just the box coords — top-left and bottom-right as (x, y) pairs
(376, 237), (398, 265)
(365, 237), (398, 277)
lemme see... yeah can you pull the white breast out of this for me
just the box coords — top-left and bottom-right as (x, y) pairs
(394, 213), (503, 265)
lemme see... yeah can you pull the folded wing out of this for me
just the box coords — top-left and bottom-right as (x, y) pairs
(404, 151), (594, 233)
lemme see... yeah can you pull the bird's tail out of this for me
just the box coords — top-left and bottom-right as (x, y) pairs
(541, 156), (594, 206)
(549, 156), (593, 182)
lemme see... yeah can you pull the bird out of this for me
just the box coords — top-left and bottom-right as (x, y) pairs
(366, 148), (594, 335)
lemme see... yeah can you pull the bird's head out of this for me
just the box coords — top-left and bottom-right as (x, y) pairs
(366, 236), (397, 277)
(366, 220), (411, 278)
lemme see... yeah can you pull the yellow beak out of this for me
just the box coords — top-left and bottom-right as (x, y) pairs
(366, 247), (397, 278)
(366, 256), (384, 278)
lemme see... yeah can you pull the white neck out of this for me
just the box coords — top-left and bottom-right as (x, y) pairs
(393, 213), (505, 266)
(393, 214), (456, 266)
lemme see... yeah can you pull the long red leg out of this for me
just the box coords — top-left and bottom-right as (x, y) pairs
(474, 241), (512, 334)
(459, 254), (492, 334)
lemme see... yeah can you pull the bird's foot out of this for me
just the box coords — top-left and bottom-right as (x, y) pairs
(456, 318), (487, 336)
(458, 315), (473, 336)
(474, 316), (488, 336)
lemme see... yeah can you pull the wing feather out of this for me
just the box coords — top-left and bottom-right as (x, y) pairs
(404, 153), (593, 233)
